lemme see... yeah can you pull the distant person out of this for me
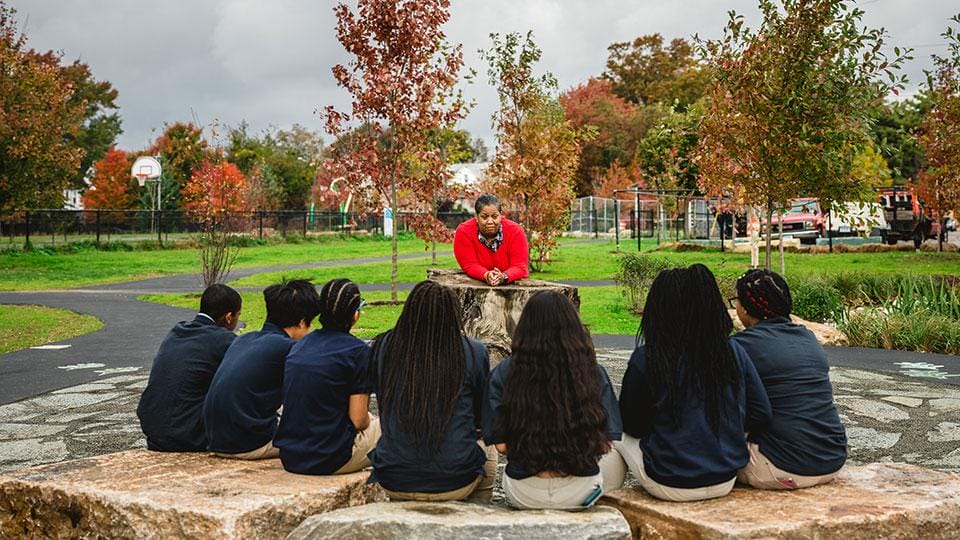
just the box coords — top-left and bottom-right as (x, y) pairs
(454, 194), (529, 286)
(618, 265), (771, 502)
(203, 280), (321, 460)
(137, 284), (242, 452)
(483, 291), (626, 510)
(369, 280), (496, 502)
(273, 279), (379, 475)
(731, 269), (847, 490)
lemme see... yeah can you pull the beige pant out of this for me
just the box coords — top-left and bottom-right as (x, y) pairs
(737, 442), (840, 490)
(616, 435), (736, 502)
(383, 443), (498, 503)
(502, 447), (627, 510)
(215, 439), (280, 460)
(333, 416), (382, 474)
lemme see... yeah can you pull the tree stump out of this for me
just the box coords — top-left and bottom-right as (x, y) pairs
(427, 269), (580, 365)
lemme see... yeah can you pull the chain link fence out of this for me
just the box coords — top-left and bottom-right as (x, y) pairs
(568, 196), (728, 249)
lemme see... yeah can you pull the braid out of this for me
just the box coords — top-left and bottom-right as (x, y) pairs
(319, 278), (361, 332)
(736, 270), (792, 320)
(372, 281), (466, 454)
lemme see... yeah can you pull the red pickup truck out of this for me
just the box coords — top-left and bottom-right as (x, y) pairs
(763, 197), (824, 244)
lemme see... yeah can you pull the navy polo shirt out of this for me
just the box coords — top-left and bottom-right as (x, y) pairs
(273, 328), (373, 475)
(203, 322), (293, 454)
(732, 317), (847, 476)
(482, 357), (623, 480)
(369, 336), (490, 493)
(137, 315), (237, 452)
(619, 341), (772, 488)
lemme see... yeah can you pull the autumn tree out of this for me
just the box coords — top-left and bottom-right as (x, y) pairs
(320, 0), (469, 301)
(696, 0), (908, 271)
(561, 78), (665, 195)
(850, 144), (893, 188)
(142, 122), (214, 210)
(870, 96), (930, 182)
(228, 123), (324, 210)
(82, 147), (135, 209)
(605, 34), (711, 110)
(484, 32), (590, 269)
(183, 160), (249, 287)
(917, 14), (960, 252)
(0, 2), (85, 215)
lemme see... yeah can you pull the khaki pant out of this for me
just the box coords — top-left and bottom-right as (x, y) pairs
(616, 435), (736, 502)
(333, 416), (382, 474)
(215, 440), (280, 460)
(737, 442), (840, 490)
(502, 447), (627, 510)
(383, 443), (498, 503)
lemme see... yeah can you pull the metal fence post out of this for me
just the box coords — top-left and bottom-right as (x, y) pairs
(302, 211), (308, 237)
(258, 210), (264, 240)
(24, 210), (30, 247)
(157, 210), (162, 245)
(96, 210), (101, 246)
(593, 207), (598, 238)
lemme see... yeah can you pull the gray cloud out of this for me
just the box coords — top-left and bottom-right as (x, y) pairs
(9, 1), (957, 152)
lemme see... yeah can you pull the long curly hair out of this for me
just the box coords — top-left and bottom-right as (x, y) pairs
(641, 264), (740, 433)
(371, 280), (466, 454)
(502, 291), (610, 474)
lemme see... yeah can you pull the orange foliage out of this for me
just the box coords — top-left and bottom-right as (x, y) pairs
(183, 161), (249, 216)
(82, 147), (134, 209)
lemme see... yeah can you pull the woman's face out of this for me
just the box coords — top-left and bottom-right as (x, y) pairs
(477, 205), (502, 237)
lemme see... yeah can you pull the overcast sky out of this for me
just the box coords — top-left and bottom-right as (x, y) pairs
(9, 1), (958, 152)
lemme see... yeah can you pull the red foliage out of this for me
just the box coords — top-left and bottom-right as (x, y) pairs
(595, 162), (644, 200)
(82, 147), (134, 209)
(183, 161), (249, 216)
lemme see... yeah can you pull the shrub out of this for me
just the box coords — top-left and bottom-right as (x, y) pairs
(886, 275), (960, 321)
(615, 254), (675, 313)
(842, 308), (960, 355)
(788, 276), (844, 322)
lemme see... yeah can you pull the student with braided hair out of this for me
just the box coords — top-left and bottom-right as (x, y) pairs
(273, 278), (380, 475)
(368, 280), (497, 502)
(618, 264), (771, 502)
(731, 269), (847, 490)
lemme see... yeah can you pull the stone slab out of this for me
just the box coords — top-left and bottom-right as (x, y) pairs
(600, 463), (960, 539)
(0, 449), (383, 539)
(288, 501), (631, 540)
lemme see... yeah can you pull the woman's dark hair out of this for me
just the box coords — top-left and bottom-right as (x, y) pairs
(474, 193), (501, 214)
(640, 264), (740, 433)
(736, 269), (792, 320)
(503, 291), (610, 475)
(372, 280), (466, 453)
(264, 279), (322, 328)
(318, 278), (362, 332)
(200, 284), (242, 320)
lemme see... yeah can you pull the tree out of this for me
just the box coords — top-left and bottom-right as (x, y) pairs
(82, 147), (135, 209)
(428, 128), (480, 164)
(917, 14), (960, 252)
(850, 143), (893, 188)
(145, 122), (213, 210)
(561, 78), (665, 195)
(320, 0), (469, 301)
(0, 2), (85, 215)
(605, 34), (711, 110)
(869, 96), (930, 182)
(59, 59), (122, 189)
(696, 0), (908, 271)
(595, 161), (644, 200)
(484, 32), (590, 269)
(183, 160), (249, 287)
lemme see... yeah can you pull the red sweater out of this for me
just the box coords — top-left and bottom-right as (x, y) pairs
(454, 218), (529, 283)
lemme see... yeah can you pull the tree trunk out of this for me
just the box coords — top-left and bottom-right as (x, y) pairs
(779, 209), (786, 275)
(390, 177), (399, 303)
(765, 199), (773, 271)
(432, 240), (437, 264)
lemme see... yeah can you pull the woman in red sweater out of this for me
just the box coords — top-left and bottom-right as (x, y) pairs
(454, 194), (529, 286)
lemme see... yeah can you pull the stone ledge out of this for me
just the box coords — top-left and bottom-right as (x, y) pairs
(288, 501), (631, 540)
(600, 463), (960, 539)
(0, 449), (383, 539)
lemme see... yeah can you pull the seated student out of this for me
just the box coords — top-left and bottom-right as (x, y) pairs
(273, 279), (379, 475)
(369, 280), (496, 502)
(137, 284), (242, 452)
(203, 280), (321, 460)
(731, 269), (847, 490)
(618, 264), (771, 502)
(483, 290), (626, 510)
(453, 193), (529, 287)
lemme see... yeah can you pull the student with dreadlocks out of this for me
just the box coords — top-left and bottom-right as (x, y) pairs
(482, 290), (626, 510)
(273, 278), (379, 475)
(368, 280), (497, 502)
(730, 269), (847, 490)
(618, 264), (771, 502)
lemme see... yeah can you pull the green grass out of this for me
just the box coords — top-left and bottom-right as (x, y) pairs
(579, 286), (640, 336)
(0, 305), (103, 353)
(140, 290), (407, 340)
(0, 235), (448, 291)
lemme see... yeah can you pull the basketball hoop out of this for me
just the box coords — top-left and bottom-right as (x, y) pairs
(131, 156), (162, 186)
(135, 173), (149, 187)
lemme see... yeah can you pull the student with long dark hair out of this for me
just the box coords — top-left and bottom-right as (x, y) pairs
(731, 269), (846, 489)
(483, 291), (625, 510)
(369, 280), (496, 502)
(618, 264), (771, 502)
(273, 278), (379, 475)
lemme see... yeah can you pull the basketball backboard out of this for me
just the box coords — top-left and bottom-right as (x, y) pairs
(131, 156), (162, 186)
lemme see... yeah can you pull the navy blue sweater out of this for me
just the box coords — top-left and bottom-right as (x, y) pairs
(619, 341), (771, 488)
(732, 317), (847, 476)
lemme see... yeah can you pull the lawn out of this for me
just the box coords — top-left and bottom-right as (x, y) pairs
(0, 304), (103, 353)
(0, 234), (448, 291)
